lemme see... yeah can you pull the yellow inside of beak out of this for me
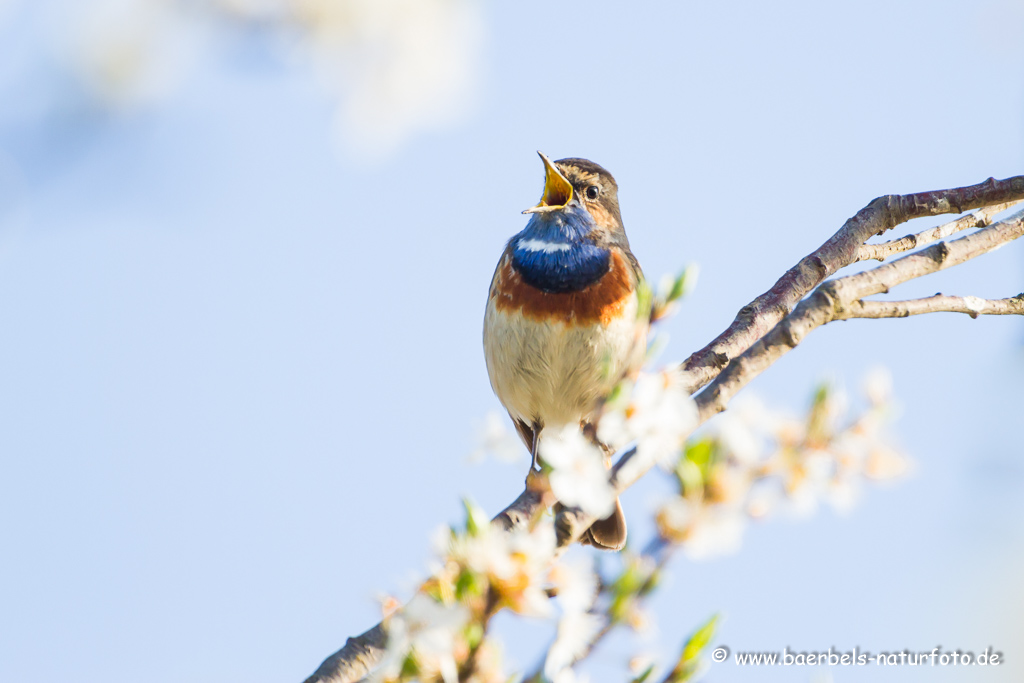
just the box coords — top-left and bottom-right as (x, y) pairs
(524, 153), (573, 213)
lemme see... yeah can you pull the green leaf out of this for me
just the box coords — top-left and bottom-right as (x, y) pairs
(462, 498), (489, 537)
(609, 557), (656, 622)
(636, 279), (654, 320)
(637, 567), (661, 597)
(400, 652), (420, 678)
(630, 664), (656, 683)
(675, 460), (703, 497)
(667, 271), (686, 302)
(675, 438), (717, 495)
(682, 613), (719, 661)
(464, 621), (484, 650)
(666, 613), (719, 682)
(684, 438), (714, 468)
(455, 568), (485, 600)
(806, 382), (833, 443)
(668, 264), (700, 302)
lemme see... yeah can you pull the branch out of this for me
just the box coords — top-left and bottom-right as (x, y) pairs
(302, 624), (386, 683)
(857, 201), (1021, 262)
(493, 478), (553, 532)
(693, 208), (1024, 424)
(841, 293), (1024, 319)
(676, 176), (1024, 395)
(302, 177), (1024, 683)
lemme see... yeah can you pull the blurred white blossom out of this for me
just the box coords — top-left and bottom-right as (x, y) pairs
(373, 592), (470, 683)
(70, 0), (207, 109)
(598, 369), (697, 471)
(294, 0), (484, 159)
(657, 497), (747, 560)
(63, 0), (484, 159)
(468, 411), (524, 464)
(544, 610), (604, 681)
(863, 366), (893, 406)
(543, 557), (600, 681)
(435, 504), (557, 617)
(540, 425), (617, 519)
(656, 376), (909, 559)
(711, 398), (773, 465)
(549, 557), (598, 615)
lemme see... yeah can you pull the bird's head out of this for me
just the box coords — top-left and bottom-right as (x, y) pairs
(510, 153), (635, 293)
(522, 152), (624, 238)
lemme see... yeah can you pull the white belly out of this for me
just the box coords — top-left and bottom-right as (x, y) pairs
(483, 294), (645, 428)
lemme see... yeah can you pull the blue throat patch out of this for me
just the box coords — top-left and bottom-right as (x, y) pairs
(510, 205), (610, 294)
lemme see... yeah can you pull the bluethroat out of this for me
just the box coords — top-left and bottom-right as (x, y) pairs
(483, 153), (647, 550)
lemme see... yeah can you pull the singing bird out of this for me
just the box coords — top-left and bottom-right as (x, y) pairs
(483, 153), (648, 550)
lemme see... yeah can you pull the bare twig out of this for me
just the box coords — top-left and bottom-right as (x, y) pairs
(693, 209), (1024, 424)
(857, 201), (1020, 262)
(677, 176), (1024, 395)
(841, 293), (1024, 319)
(829, 209), (1024, 303)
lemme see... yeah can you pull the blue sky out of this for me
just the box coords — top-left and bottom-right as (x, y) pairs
(0, 1), (1022, 682)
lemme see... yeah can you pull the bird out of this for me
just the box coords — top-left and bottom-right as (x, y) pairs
(483, 152), (648, 551)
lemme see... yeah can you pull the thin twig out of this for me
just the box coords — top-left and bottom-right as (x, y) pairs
(841, 293), (1024, 320)
(693, 209), (1024, 425)
(857, 201), (1021, 262)
(677, 176), (1024, 395)
(830, 209), (1024, 303)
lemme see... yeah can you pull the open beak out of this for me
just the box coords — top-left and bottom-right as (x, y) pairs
(523, 151), (573, 214)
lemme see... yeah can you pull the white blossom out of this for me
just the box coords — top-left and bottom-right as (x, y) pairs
(745, 479), (782, 519)
(714, 395), (780, 464)
(544, 611), (604, 681)
(373, 593), (470, 683)
(540, 426), (616, 519)
(69, 0), (206, 109)
(597, 370), (697, 471)
(63, 0), (484, 159)
(863, 366), (894, 407)
(443, 516), (557, 617)
(296, 0), (485, 159)
(469, 411), (524, 464)
(680, 507), (746, 560)
(549, 557), (598, 616)
(630, 372), (698, 468)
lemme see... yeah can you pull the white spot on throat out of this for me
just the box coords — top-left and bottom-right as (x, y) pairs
(517, 238), (572, 254)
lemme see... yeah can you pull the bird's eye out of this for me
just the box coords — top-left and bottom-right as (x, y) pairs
(584, 185), (600, 200)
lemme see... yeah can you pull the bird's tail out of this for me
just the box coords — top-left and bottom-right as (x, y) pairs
(582, 498), (627, 551)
